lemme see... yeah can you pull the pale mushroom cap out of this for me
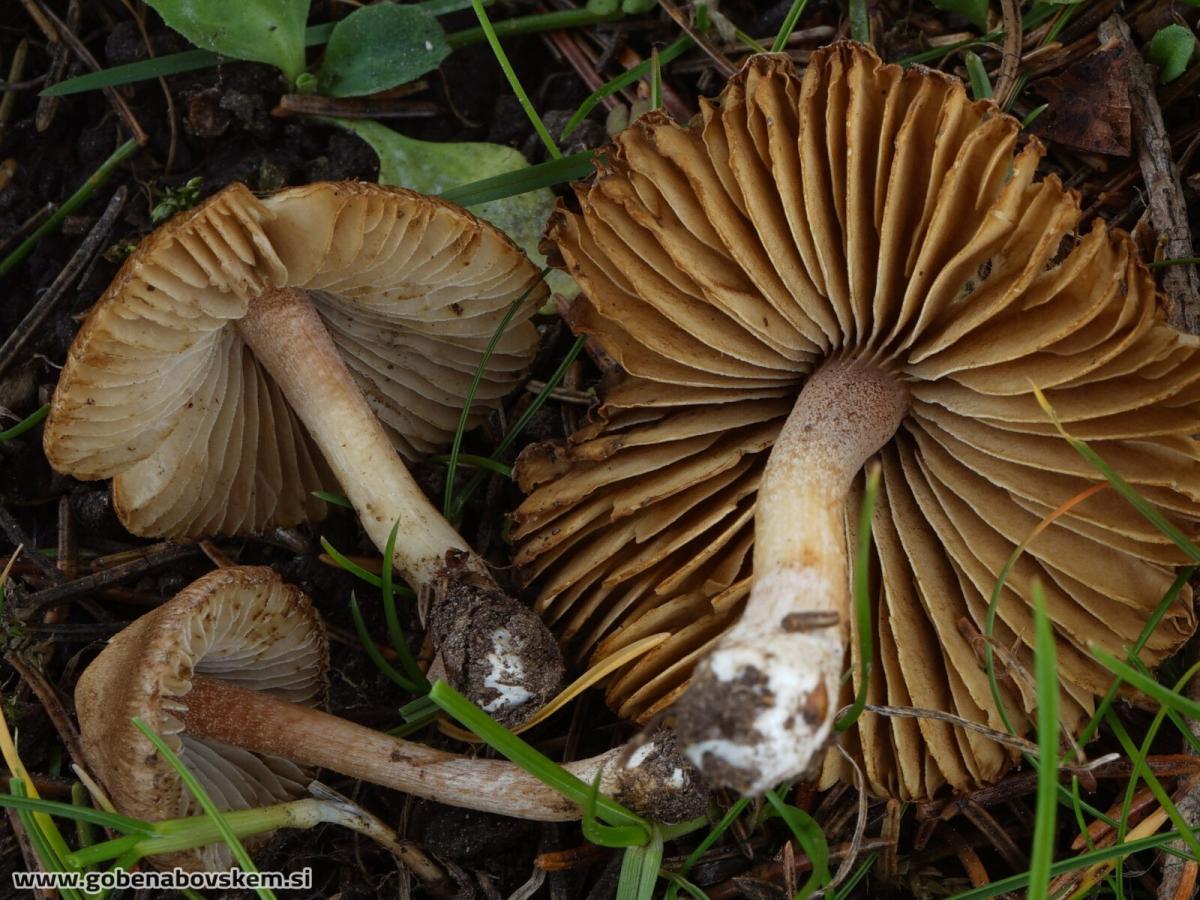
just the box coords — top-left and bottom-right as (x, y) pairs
(513, 44), (1200, 799)
(75, 566), (328, 870)
(45, 181), (545, 538)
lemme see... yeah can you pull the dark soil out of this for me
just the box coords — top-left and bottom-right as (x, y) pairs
(2, 0), (1200, 898)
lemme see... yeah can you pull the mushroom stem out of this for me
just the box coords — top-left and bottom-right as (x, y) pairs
(675, 356), (908, 794)
(181, 676), (688, 822)
(235, 287), (477, 587)
(236, 287), (563, 723)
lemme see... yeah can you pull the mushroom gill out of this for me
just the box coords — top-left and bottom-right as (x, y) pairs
(511, 44), (1200, 799)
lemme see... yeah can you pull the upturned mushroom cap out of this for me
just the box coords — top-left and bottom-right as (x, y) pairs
(512, 44), (1200, 798)
(75, 566), (327, 869)
(44, 181), (544, 537)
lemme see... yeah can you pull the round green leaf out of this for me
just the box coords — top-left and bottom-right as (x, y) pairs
(317, 5), (450, 98)
(1148, 24), (1197, 85)
(343, 119), (579, 298)
(144, 0), (310, 82)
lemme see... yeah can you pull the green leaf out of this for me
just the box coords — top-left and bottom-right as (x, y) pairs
(930, 0), (988, 30)
(144, 0), (310, 83)
(964, 51), (993, 99)
(342, 119), (577, 297)
(1148, 24), (1196, 84)
(763, 790), (830, 897)
(317, 4), (449, 97)
(616, 828), (664, 900)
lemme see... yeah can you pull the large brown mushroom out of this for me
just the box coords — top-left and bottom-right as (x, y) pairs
(44, 181), (561, 722)
(77, 566), (706, 869)
(512, 43), (1200, 797)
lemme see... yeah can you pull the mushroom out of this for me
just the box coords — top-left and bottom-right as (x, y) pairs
(511, 43), (1200, 798)
(44, 180), (562, 722)
(77, 565), (707, 869)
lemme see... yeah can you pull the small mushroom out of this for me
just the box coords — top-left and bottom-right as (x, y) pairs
(77, 566), (706, 868)
(44, 181), (561, 722)
(512, 44), (1200, 797)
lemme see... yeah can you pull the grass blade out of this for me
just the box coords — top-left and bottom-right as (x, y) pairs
(0, 139), (140, 279)
(763, 789), (830, 897)
(562, 37), (692, 139)
(1091, 647), (1200, 721)
(469, 0), (560, 158)
(771, 0), (811, 52)
(1027, 581), (1058, 900)
(452, 333), (587, 516)
(837, 463), (880, 731)
(616, 828), (663, 900)
(443, 282), (540, 518)
(131, 717), (275, 900)
(428, 680), (649, 834)
(440, 150), (598, 207)
(380, 520), (429, 691)
(0, 404), (49, 441)
(348, 592), (421, 693)
(949, 831), (1189, 899)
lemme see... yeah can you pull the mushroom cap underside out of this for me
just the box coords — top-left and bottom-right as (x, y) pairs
(512, 43), (1200, 800)
(45, 181), (546, 538)
(74, 566), (328, 869)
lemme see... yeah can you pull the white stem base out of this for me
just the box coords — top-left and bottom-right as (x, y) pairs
(675, 356), (907, 794)
(682, 570), (843, 794)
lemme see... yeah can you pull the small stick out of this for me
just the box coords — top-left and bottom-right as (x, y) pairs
(0, 203), (54, 257)
(43, 495), (78, 625)
(706, 838), (895, 900)
(656, 0), (736, 79)
(23, 543), (201, 617)
(4, 652), (87, 771)
(34, 0), (78, 132)
(116, 0), (178, 172)
(1072, 785), (1156, 851)
(17, 0), (56, 40)
(1099, 15), (1200, 334)
(0, 187), (127, 381)
(273, 94), (439, 119)
(993, 0), (1023, 108)
(0, 39), (29, 142)
(32, 0), (149, 146)
(0, 142), (137, 279)
(0, 505), (64, 586)
(1157, 667), (1200, 898)
(960, 798), (1028, 874)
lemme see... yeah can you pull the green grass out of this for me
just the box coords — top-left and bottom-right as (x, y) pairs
(964, 51), (993, 99)
(443, 281), (543, 519)
(132, 717), (274, 899)
(771, 0), (812, 52)
(428, 680), (708, 899)
(0, 404), (49, 441)
(469, 0), (561, 159)
(764, 789), (831, 897)
(321, 522), (427, 694)
(561, 36), (692, 139)
(0, 139), (139, 279)
(1027, 582), (1058, 900)
(836, 464), (880, 732)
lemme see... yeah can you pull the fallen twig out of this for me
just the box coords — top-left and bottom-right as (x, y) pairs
(23, 542), (202, 617)
(993, 0), (1022, 108)
(1099, 14), (1200, 333)
(0, 187), (127, 380)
